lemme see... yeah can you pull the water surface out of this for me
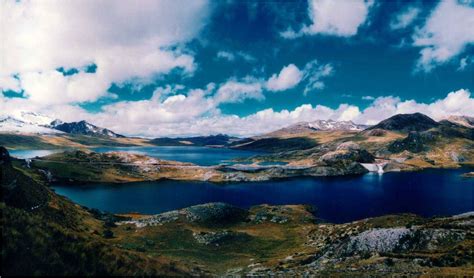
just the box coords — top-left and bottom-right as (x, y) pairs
(9, 146), (259, 166)
(92, 146), (259, 166)
(53, 167), (474, 223)
(9, 149), (63, 159)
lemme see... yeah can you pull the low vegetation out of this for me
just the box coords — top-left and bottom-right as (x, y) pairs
(0, 147), (200, 276)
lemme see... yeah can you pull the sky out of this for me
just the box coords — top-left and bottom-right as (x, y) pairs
(0, 0), (473, 137)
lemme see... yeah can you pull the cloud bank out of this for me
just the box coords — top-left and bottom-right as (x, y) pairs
(1, 88), (472, 137)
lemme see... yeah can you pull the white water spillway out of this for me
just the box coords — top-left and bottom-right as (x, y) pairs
(361, 162), (387, 174)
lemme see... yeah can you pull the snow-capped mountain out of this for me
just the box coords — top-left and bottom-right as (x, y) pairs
(269, 119), (369, 136)
(17, 111), (56, 126)
(444, 115), (474, 128)
(52, 120), (124, 138)
(306, 120), (369, 131)
(0, 112), (63, 134)
(0, 111), (123, 137)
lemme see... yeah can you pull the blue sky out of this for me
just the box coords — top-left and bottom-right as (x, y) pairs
(0, 0), (473, 137)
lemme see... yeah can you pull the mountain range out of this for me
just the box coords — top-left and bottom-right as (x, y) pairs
(1, 111), (473, 148)
(266, 119), (369, 137)
(0, 112), (123, 138)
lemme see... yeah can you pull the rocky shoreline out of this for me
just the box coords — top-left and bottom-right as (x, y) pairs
(28, 141), (473, 184)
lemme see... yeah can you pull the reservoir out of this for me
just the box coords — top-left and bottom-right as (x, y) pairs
(52, 167), (474, 223)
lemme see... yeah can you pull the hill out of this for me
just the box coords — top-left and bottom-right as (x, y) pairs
(2, 147), (473, 276)
(366, 112), (439, 132)
(443, 115), (474, 128)
(0, 147), (201, 276)
(150, 134), (237, 147)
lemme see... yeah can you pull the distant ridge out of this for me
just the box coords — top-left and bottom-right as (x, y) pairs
(268, 119), (369, 136)
(0, 111), (124, 138)
(53, 120), (124, 138)
(366, 113), (439, 132)
(150, 134), (237, 146)
(443, 115), (474, 128)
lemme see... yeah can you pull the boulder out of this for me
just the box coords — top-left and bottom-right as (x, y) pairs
(183, 202), (248, 225)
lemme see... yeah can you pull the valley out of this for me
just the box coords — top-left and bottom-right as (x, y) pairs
(1, 112), (474, 276)
(1, 146), (473, 276)
(6, 113), (472, 185)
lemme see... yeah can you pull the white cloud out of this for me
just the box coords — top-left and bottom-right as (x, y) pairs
(216, 51), (256, 62)
(282, 0), (374, 38)
(356, 89), (474, 124)
(390, 6), (420, 30)
(0, 0), (209, 102)
(216, 51), (236, 61)
(20, 70), (111, 105)
(0, 75), (21, 92)
(214, 78), (264, 103)
(412, 0), (474, 72)
(3, 87), (472, 138)
(266, 64), (302, 91)
(265, 60), (333, 93)
(302, 60), (334, 95)
(362, 95), (375, 100)
(457, 56), (472, 71)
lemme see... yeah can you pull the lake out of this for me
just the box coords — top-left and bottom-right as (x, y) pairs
(52, 167), (474, 223)
(9, 146), (260, 166)
(8, 149), (64, 159)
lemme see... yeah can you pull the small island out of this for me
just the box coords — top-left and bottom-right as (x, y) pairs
(462, 172), (474, 178)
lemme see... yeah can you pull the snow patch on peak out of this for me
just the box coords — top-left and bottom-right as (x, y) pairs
(17, 111), (57, 126)
(0, 115), (63, 134)
(307, 119), (369, 131)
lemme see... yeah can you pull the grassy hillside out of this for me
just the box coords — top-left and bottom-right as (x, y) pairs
(0, 133), (152, 150)
(113, 204), (474, 276)
(0, 147), (201, 276)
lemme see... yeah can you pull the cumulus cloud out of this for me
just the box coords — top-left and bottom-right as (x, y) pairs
(356, 89), (474, 124)
(2, 86), (472, 138)
(281, 0), (374, 38)
(266, 64), (302, 91)
(20, 70), (111, 105)
(390, 6), (420, 30)
(214, 78), (264, 103)
(0, 0), (209, 102)
(265, 60), (333, 93)
(412, 0), (474, 72)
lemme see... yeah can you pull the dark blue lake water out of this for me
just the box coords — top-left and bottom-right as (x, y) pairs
(52, 167), (474, 223)
(9, 146), (259, 166)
